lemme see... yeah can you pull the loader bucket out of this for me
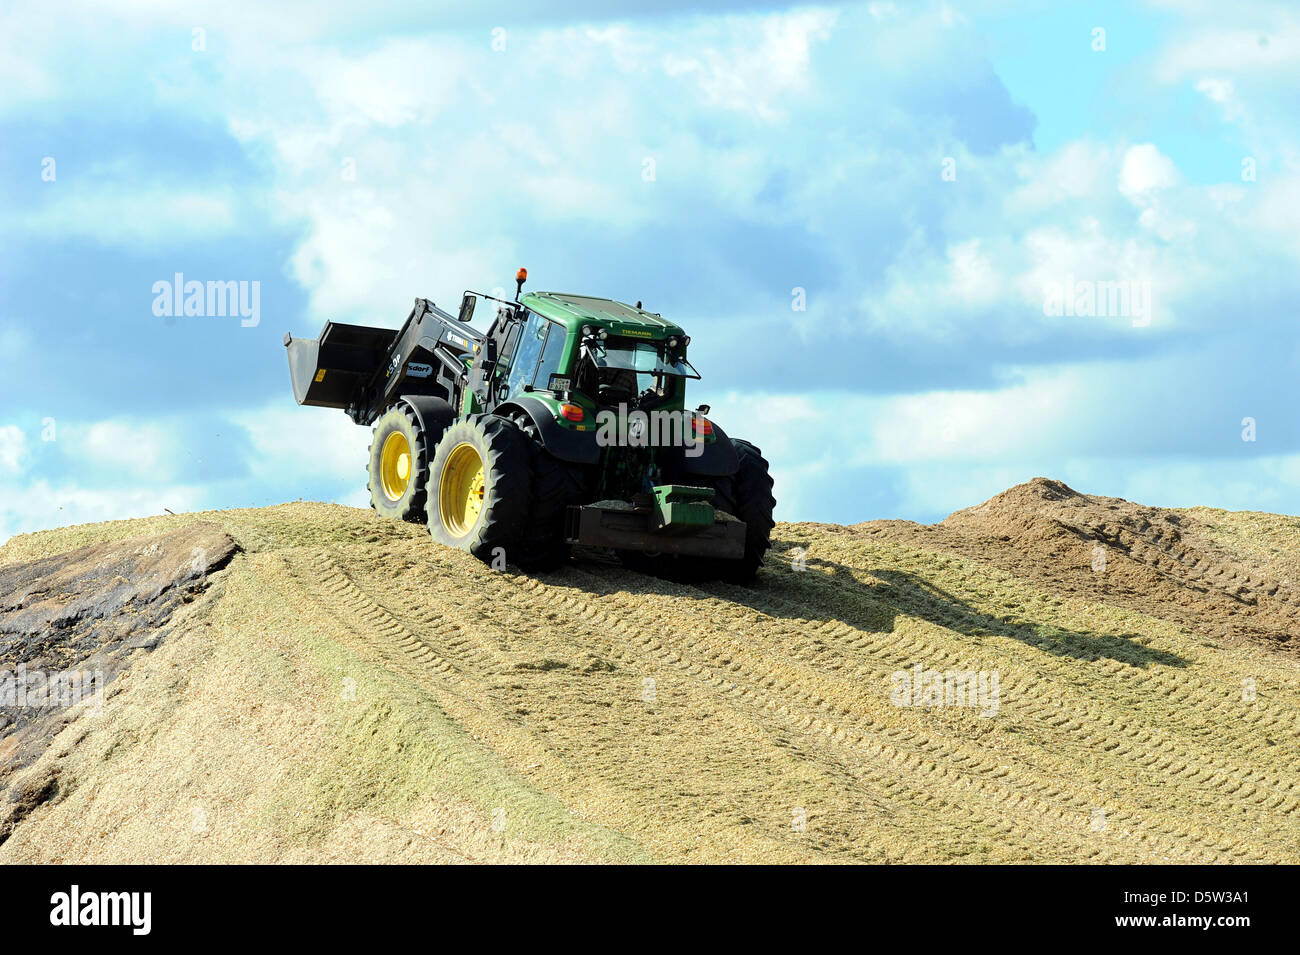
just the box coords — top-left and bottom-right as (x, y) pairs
(285, 321), (398, 409)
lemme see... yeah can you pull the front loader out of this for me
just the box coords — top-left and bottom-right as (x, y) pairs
(285, 268), (775, 580)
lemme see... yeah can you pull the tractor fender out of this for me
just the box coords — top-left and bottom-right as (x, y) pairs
(396, 394), (456, 446)
(497, 396), (601, 465)
(677, 420), (740, 477)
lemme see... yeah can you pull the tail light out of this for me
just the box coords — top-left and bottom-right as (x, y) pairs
(692, 415), (713, 436)
(560, 403), (585, 422)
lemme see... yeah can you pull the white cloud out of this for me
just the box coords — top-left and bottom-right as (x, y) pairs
(1118, 144), (1180, 201)
(15, 189), (240, 247)
(73, 420), (176, 481)
(707, 390), (829, 521)
(711, 374), (1086, 519)
(231, 403), (373, 486)
(713, 377), (1300, 523)
(1101, 454), (1300, 512)
(943, 239), (1003, 308)
(0, 479), (206, 545)
(0, 401), (377, 543)
(1009, 141), (1113, 212)
(208, 7), (847, 327)
(0, 425), (27, 474)
(1194, 77), (1249, 125)
(1156, 25), (1300, 83)
(858, 127), (1300, 340)
(309, 39), (466, 128)
(866, 377), (1081, 464)
(660, 9), (837, 121)
(1195, 76), (1233, 104)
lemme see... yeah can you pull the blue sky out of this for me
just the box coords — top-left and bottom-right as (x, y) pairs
(2, 0), (1298, 540)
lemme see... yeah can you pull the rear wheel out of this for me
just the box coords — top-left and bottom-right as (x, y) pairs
(618, 438), (775, 584)
(427, 415), (531, 564)
(712, 439), (776, 583)
(367, 406), (429, 522)
(516, 450), (589, 570)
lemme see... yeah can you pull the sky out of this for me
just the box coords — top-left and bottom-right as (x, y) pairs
(2, 0), (1298, 541)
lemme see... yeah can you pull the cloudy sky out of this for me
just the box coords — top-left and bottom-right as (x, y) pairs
(2, 0), (1297, 541)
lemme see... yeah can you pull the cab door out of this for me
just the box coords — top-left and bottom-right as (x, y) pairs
(469, 306), (522, 411)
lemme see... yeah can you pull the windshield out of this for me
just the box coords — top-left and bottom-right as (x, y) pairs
(588, 339), (700, 379)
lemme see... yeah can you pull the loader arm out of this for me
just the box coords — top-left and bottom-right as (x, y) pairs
(285, 298), (485, 425)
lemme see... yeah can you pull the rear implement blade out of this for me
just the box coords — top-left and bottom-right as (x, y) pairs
(564, 502), (746, 559)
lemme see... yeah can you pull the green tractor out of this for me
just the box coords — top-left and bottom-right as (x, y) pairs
(285, 268), (774, 581)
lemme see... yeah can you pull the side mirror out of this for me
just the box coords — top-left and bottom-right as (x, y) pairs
(458, 292), (477, 324)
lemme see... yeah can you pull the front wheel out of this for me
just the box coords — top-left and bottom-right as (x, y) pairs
(367, 405), (430, 522)
(426, 415), (531, 564)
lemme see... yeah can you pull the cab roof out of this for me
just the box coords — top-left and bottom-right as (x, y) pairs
(522, 291), (685, 340)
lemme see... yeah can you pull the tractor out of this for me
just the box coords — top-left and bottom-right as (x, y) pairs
(285, 269), (774, 581)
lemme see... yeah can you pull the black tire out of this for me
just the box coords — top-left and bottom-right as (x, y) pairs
(506, 412), (591, 571)
(426, 415), (531, 565)
(518, 450), (590, 570)
(367, 405), (429, 522)
(618, 438), (775, 584)
(713, 439), (776, 583)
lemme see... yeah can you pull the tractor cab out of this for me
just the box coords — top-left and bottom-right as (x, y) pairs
(460, 282), (700, 418)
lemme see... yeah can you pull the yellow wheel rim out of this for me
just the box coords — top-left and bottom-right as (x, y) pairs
(379, 431), (412, 502)
(439, 442), (486, 537)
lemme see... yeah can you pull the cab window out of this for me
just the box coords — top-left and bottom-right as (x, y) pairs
(532, 323), (568, 390)
(505, 311), (548, 398)
(495, 321), (521, 374)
